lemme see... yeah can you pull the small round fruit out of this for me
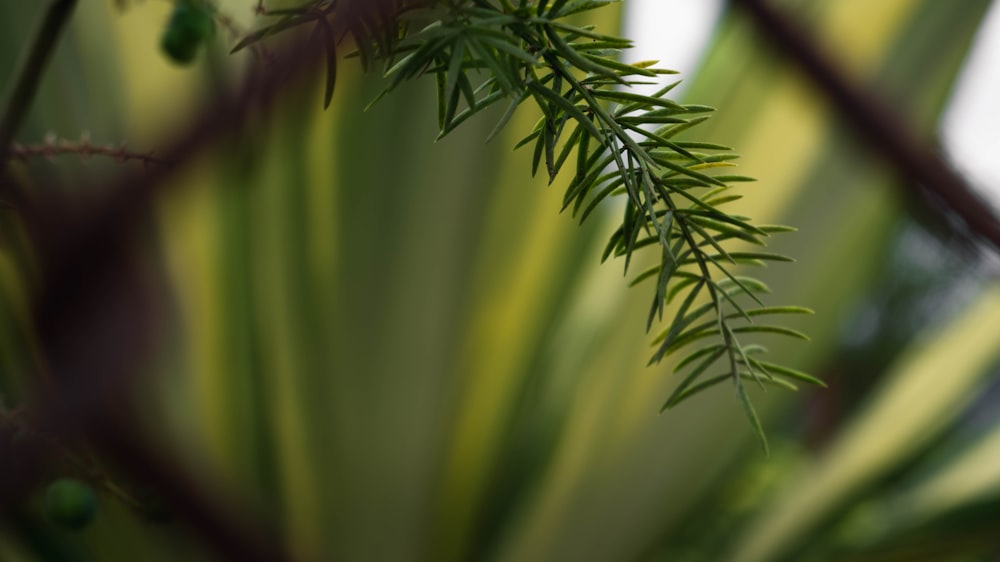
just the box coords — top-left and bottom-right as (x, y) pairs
(161, 1), (216, 65)
(44, 478), (98, 530)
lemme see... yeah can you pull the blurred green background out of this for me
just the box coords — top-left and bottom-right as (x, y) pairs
(3, 1), (1000, 561)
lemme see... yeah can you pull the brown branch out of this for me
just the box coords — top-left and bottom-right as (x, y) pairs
(730, 0), (1000, 251)
(8, 135), (173, 168)
(93, 412), (294, 562)
(0, 2), (409, 560)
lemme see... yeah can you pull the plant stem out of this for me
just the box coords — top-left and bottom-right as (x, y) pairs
(0, 0), (78, 168)
(732, 0), (1000, 251)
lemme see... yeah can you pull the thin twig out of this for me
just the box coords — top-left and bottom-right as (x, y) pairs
(0, 408), (144, 511)
(215, 8), (274, 64)
(9, 135), (173, 168)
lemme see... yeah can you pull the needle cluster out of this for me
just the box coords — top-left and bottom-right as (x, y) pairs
(234, 0), (820, 452)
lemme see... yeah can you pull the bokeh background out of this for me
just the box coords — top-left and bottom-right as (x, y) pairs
(3, 1), (1000, 561)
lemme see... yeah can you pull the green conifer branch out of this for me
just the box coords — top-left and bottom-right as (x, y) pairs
(231, 0), (818, 452)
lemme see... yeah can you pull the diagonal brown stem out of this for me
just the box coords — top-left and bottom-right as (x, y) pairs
(731, 0), (1000, 252)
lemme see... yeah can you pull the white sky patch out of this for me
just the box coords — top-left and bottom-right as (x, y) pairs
(626, 0), (1000, 211)
(622, 0), (724, 95)
(942, 0), (1000, 208)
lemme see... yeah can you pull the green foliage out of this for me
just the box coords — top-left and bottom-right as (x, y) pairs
(3, 0), (996, 560)
(232, 0), (816, 452)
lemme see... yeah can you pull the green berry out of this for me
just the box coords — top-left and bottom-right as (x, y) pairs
(44, 478), (98, 530)
(161, 1), (216, 65)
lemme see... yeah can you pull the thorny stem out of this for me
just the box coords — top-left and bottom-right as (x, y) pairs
(0, 0), (78, 172)
(8, 136), (174, 168)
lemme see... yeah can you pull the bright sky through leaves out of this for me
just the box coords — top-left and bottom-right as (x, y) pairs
(628, 0), (1000, 210)
(942, 0), (1000, 208)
